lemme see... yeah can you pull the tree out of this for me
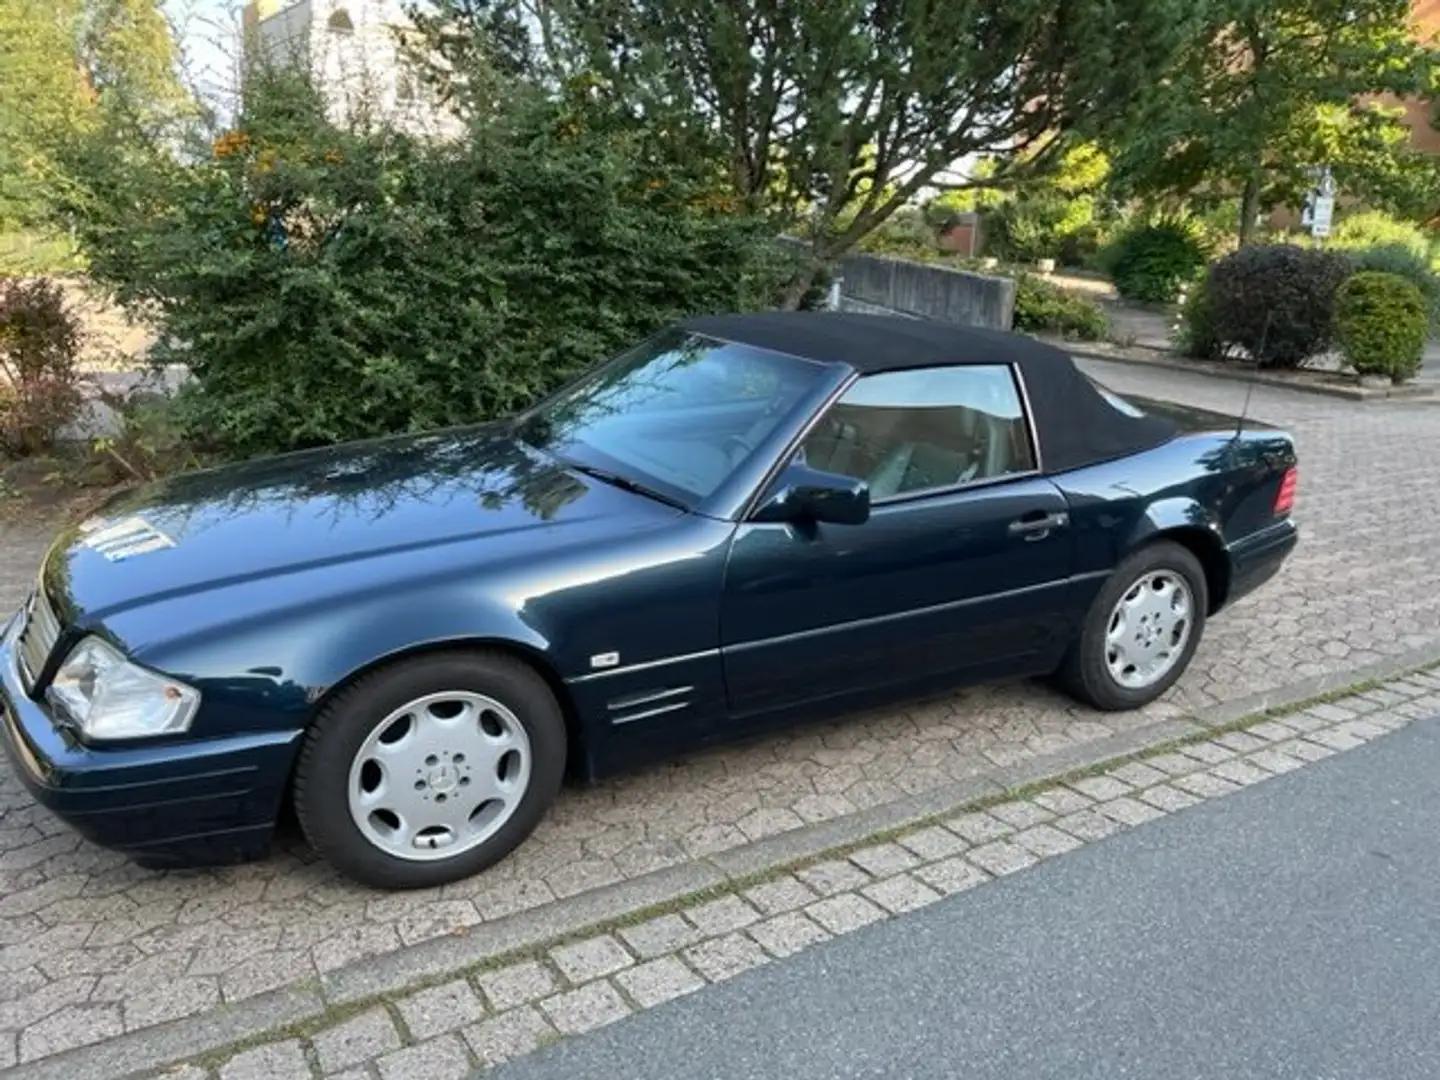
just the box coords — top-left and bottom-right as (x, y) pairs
(414, 0), (1204, 305)
(1106, 0), (1438, 243)
(0, 0), (185, 233)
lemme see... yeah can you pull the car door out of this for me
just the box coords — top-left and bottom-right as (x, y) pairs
(719, 362), (1078, 719)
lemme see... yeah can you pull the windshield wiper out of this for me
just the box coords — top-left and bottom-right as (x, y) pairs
(566, 462), (689, 511)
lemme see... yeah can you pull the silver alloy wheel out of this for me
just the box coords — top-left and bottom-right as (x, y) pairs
(346, 691), (533, 862)
(1104, 570), (1194, 690)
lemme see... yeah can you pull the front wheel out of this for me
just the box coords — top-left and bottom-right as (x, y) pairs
(1057, 541), (1208, 711)
(293, 650), (567, 889)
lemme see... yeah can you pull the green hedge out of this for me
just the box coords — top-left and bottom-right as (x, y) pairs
(1334, 271), (1428, 383)
(1012, 274), (1108, 341)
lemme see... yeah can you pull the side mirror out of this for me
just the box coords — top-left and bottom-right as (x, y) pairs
(752, 463), (870, 526)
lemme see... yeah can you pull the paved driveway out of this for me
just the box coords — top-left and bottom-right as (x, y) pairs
(2, 360), (1439, 1066)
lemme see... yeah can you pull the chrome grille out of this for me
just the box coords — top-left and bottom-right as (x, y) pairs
(15, 588), (61, 691)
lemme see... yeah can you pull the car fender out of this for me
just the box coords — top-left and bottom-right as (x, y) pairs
(1122, 496), (1224, 555)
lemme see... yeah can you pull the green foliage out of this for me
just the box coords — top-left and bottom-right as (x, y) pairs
(1105, 0), (1437, 243)
(420, 0), (1201, 301)
(1176, 278), (1221, 359)
(1107, 218), (1208, 303)
(1343, 244), (1440, 337)
(1203, 244), (1353, 368)
(1333, 271), (1428, 382)
(1011, 275), (1108, 341)
(976, 144), (1114, 266)
(855, 209), (940, 260)
(0, 277), (84, 454)
(1329, 211), (1437, 262)
(59, 71), (792, 458)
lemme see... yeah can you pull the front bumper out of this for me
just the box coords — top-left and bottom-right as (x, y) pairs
(0, 613), (303, 869)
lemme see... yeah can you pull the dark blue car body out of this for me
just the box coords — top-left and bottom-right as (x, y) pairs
(1, 318), (1298, 871)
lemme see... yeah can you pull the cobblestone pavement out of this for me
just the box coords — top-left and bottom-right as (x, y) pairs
(114, 671), (1440, 1079)
(2, 360), (1440, 1069)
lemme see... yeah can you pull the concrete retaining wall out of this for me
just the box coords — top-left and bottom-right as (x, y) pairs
(835, 251), (1015, 331)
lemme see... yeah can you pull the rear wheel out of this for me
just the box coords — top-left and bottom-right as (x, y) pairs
(293, 651), (566, 889)
(1057, 541), (1208, 711)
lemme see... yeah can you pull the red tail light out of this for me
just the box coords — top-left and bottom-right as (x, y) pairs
(1274, 466), (1298, 515)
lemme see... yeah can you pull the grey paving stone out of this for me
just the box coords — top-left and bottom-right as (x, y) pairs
(1144, 752), (1203, 776)
(614, 956), (706, 1008)
(1246, 720), (1299, 742)
(1212, 731), (1272, 754)
(682, 933), (771, 982)
(1302, 703), (1357, 723)
(967, 840), (1041, 877)
(1055, 809), (1128, 842)
(1106, 762), (1170, 788)
(548, 934), (634, 984)
(540, 980), (632, 1036)
(312, 1008), (401, 1075)
(1172, 771), (1243, 799)
(376, 1033), (473, 1080)
(683, 894), (761, 936)
(1096, 797), (1168, 827)
(914, 856), (992, 895)
(747, 912), (832, 958)
(1246, 748), (1305, 775)
(1276, 738), (1338, 762)
(1066, 776), (1132, 801)
(19, 1003), (122, 1061)
(943, 811), (1014, 844)
(1177, 740), (1236, 765)
(476, 960), (560, 1012)
(1031, 787), (1093, 815)
(897, 825), (970, 861)
(1011, 824), (1085, 858)
(1338, 718), (1390, 741)
(1306, 727), (1366, 751)
(795, 859), (873, 897)
(1135, 784), (1203, 812)
(463, 1006), (556, 1068)
(986, 800), (1055, 829)
(848, 842), (922, 878)
(151, 1067), (211, 1080)
(219, 1039), (310, 1080)
(861, 874), (942, 914)
(396, 978), (486, 1041)
(1211, 759), (1276, 786)
(804, 893), (888, 935)
(742, 876), (819, 916)
(617, 914), (703, 959)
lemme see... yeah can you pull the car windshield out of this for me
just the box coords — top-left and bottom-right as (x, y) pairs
(516, 328), (826, 509)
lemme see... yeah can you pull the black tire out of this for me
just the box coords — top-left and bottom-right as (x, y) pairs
(293, 650), (567, 890)
(1056, 540), (1209, 711)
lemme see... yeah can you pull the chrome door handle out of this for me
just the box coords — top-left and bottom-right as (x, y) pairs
(1008, 511), (1069, 538)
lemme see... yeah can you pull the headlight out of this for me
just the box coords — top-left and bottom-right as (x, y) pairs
(47, 637), (200, 740)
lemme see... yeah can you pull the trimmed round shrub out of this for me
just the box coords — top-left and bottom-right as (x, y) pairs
(1333, 271), (1428, 383)
(1012, 274), (1108, 341)
(1344, 243), (1440, 338)
(1330, 211), (1433, 261)
(1204, 244), (1353, 369)
(1108, 219), (1208, 304)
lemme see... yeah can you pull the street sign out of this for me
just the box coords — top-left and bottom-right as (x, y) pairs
(1310, 194), (1334, 238)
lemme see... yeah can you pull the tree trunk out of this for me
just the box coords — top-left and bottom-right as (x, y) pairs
(1238, 166), (1262, 246)
(779, 256), (825, 311)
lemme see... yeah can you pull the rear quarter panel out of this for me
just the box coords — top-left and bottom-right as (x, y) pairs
(1053, 425), (1296, 612)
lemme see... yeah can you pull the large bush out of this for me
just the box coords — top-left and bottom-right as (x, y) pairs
(1329, 211), (1436, 263)
(1203, 245), (1352, 368)
(1334, 271), (1428, 383)
(0, 277), (84, 454)
(1344, 243), (1440, 338)
(1011, 274), (1108, 341)
(57, 74), (793, 458)
(1107, 218), (1208, 304)
(1175, 278), (1221, 360)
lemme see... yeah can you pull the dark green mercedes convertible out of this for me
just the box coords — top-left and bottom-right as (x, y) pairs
(2, 312), (1298, 889)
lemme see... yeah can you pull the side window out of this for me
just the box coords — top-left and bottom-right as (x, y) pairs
(799, 365), (1035, 500)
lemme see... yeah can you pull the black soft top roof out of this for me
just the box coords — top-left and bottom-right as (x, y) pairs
(681, 311), (1178, 475)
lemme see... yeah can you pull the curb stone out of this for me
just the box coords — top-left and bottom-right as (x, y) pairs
(7, 647), (1440, 1080)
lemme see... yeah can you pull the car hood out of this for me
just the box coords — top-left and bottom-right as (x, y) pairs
(44, 424), (678, 622)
